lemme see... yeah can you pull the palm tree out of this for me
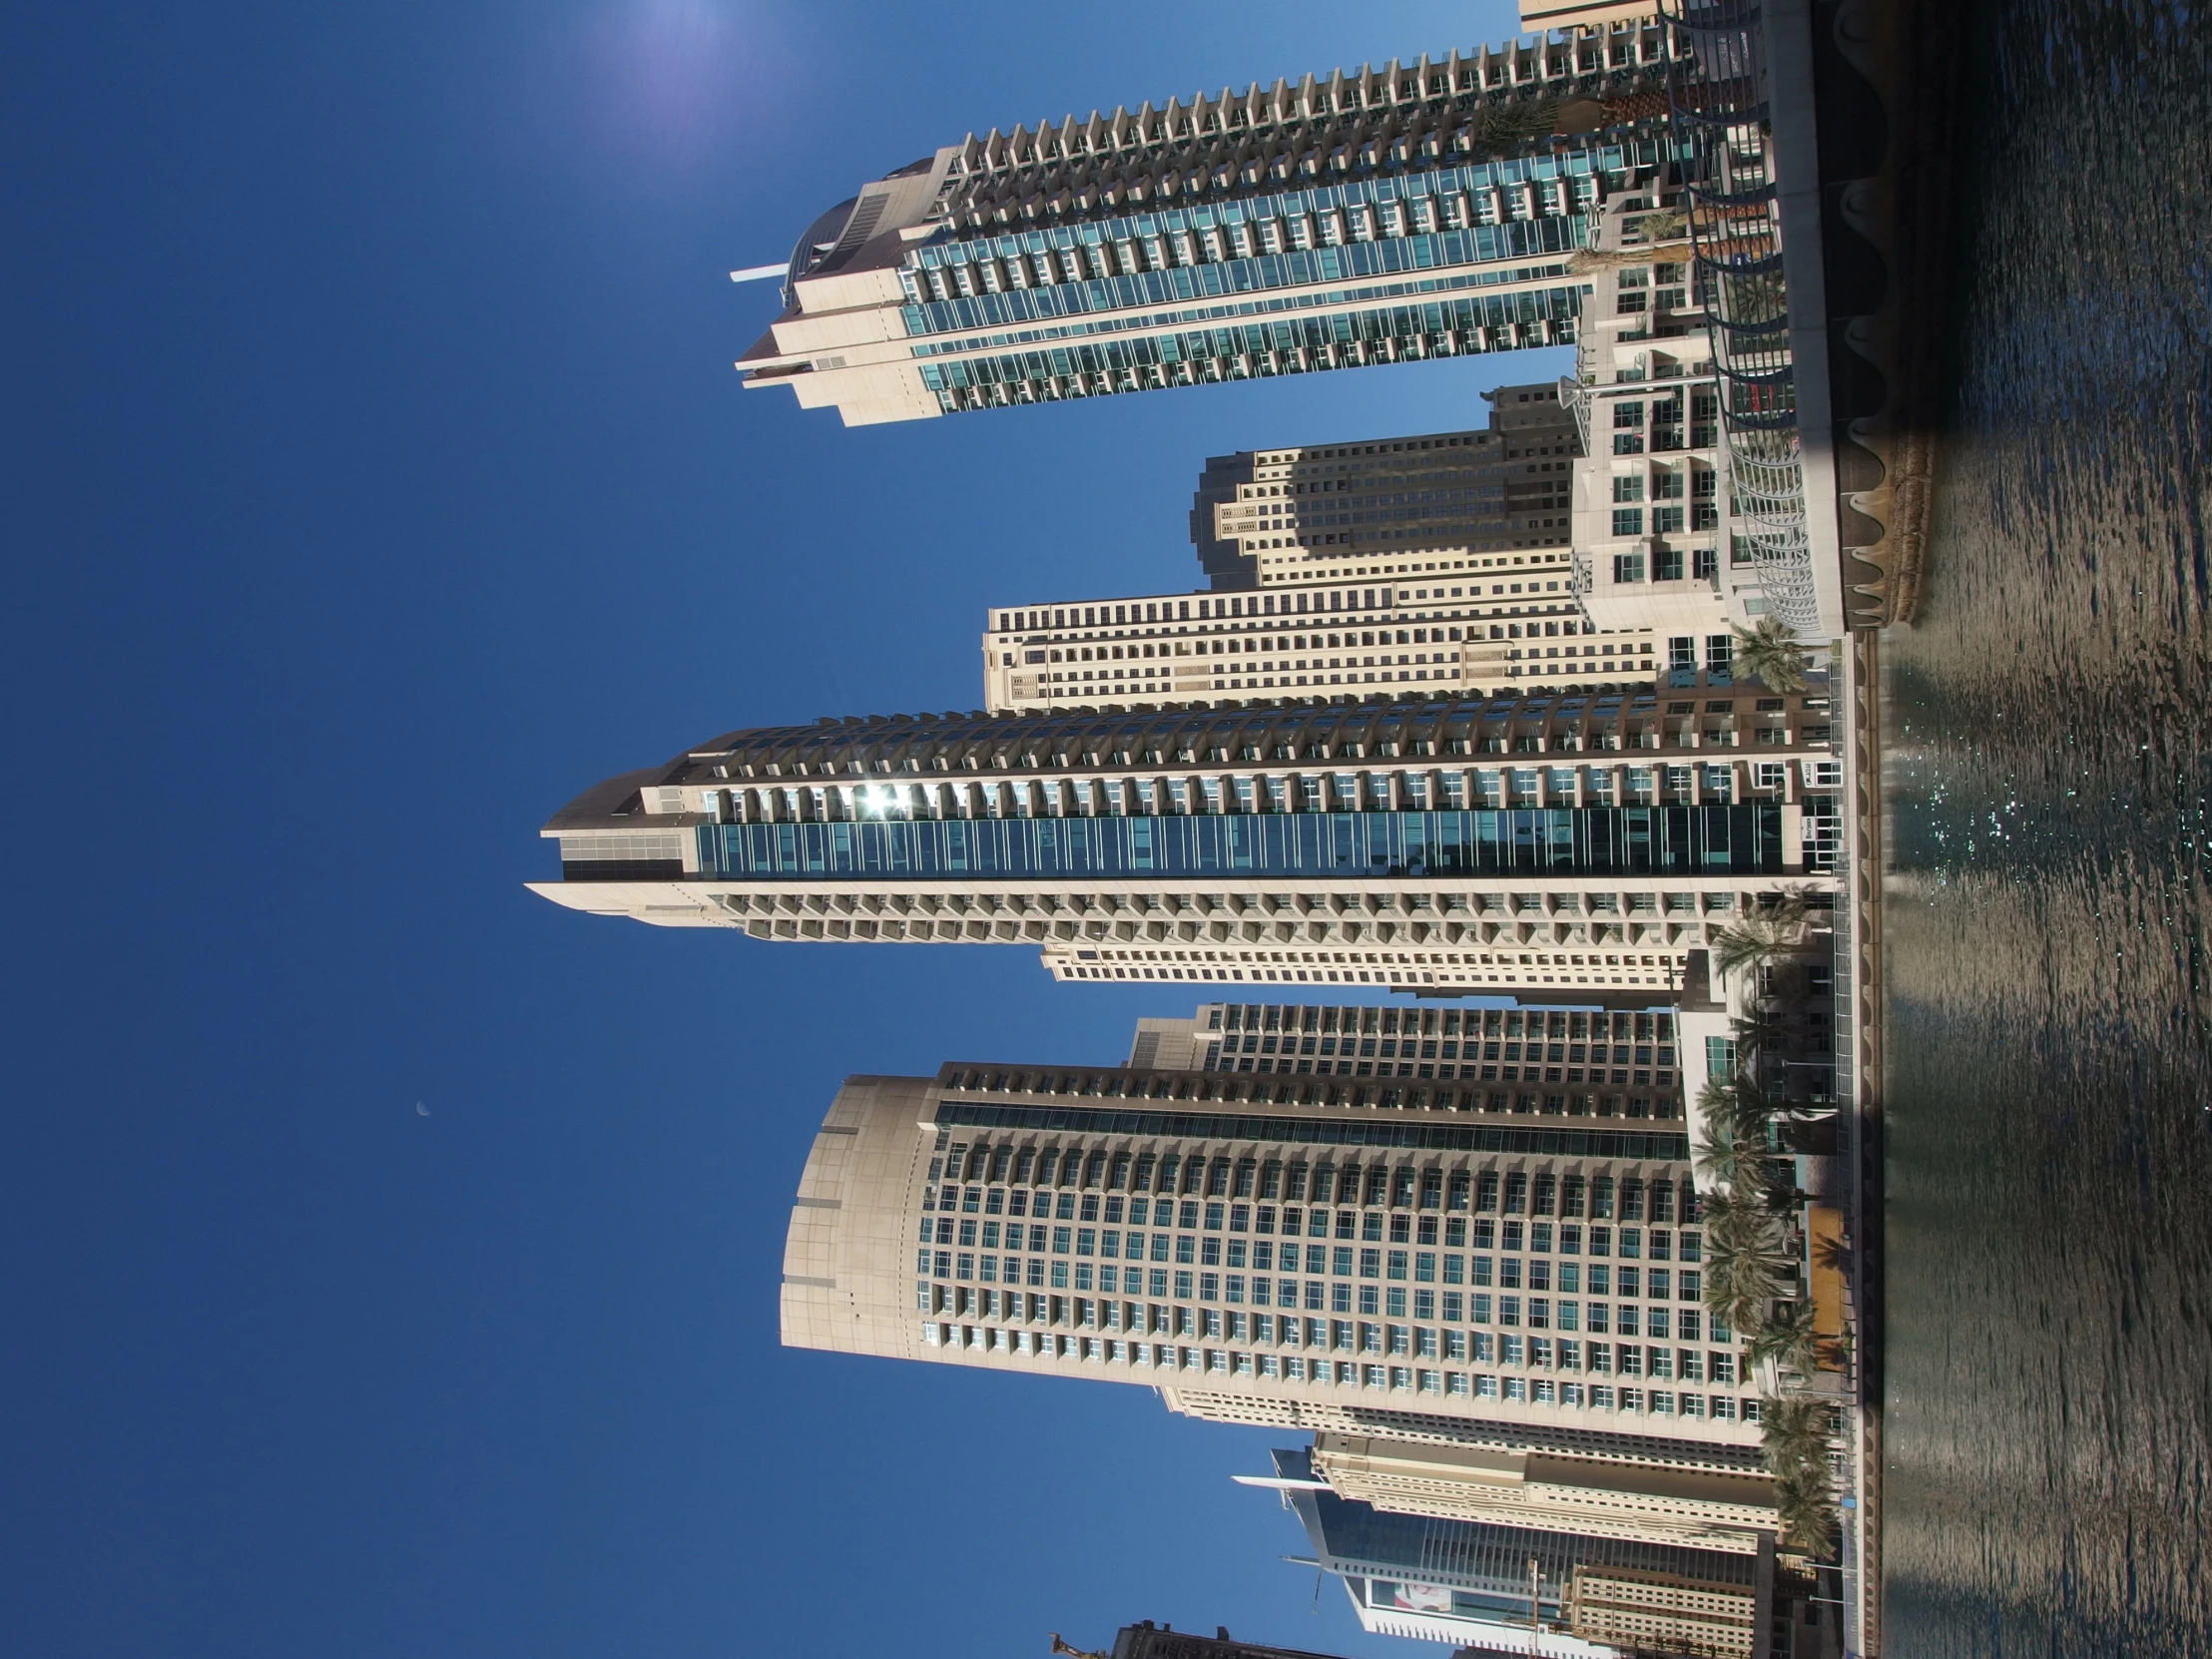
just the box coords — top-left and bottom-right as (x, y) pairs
(1762, 1391), (1841, 1557)
(1724, 1075), (1779, 1142)
(1695, 1130), (1757, 1189)
(1729, 1009), (1788, 1077)
(1748, 1299), (1818, 1377)
(1762, 886), (1814, 931)
(1731, 614), (1811, 694)
(1774, 1464), (1839, 1555)
(1703, 1213), (1789, 1331)
(1711, 912), (1794, 986)
(1763, 958), (1813, 1009)
(1696, 1075), (1737, 1126)
(1467, 98), (1566, 154)
(1761, 1395), (1832, 1471)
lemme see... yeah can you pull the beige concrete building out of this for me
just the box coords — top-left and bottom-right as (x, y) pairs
(1259, 1439), (1775, 1651)
(1189, 382), (1578, 586)
(733, 33), (1689, 425)
(1560, 201), (1756, 657)
(1566, 1562), (1761, 1657)
(1520, 1), (1665, 31)
(530, 692), (1845, 997)
(978, 386), (1648, 714)
(978, 373), (1779, 715)
(980, 552), (1650, 712)
(1307, 1429), (1777, 1552)
(781, 1059), (1770, 1457)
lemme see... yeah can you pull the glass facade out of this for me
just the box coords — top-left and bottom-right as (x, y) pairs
(918, 286), (1583, 403)
(689, 806), (1784, 883)
(900, 143), (1676, 412)
(906, 224), (1583, 336)
(902, 153), (1622, 335)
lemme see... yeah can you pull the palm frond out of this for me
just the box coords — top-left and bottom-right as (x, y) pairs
(1694, 1132), (1754, 1187)
(1730, 614), (1811, 694)
(1747, 1300), (1818, 1375)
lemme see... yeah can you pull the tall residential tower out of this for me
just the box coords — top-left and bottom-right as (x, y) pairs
(780, 1055), (1767, 1456)
(1184, 383), (1579, 586)
(734, 28), (1688, 424)
(530, 691), (1842, 994)
(1260, 1444), (1771, 1654)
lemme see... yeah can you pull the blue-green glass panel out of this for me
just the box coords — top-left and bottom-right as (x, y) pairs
(693, 807), (1782, 883)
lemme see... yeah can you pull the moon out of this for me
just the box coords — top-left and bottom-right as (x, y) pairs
(415, 1102), (429, 1117)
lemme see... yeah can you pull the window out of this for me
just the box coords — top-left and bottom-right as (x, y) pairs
(1613, 552), (1646, 583)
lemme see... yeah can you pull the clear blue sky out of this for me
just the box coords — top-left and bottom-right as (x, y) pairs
(3, 4), (1566, 1656)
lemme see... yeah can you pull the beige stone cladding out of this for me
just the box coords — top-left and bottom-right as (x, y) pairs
(781, 1064), (1771, 1458)
(1566, 1563), (1760, 1658)
(781, 1077), (943, 1362)
(1127, 1018), (1203, 1072)
(1162, 1387), (1763, 1472)
(1186, 384), (1577, 589)
(982, 553), (1643, 713)
(1561, 210), (1771, 642)
(1305, 1429), (1776, 1550)
(1519, 2), (1666, 33)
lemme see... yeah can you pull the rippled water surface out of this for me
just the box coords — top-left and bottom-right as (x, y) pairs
(1881, 1), (2212, 1653)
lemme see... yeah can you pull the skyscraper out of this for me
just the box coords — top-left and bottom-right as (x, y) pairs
(733, 27), (1689, 425)
(779, 1052), (1766, 1456)
(977, 386), (1640, 715)
(1258, 1444), (1772, 1654)
(1181, 384), (1580, 588)
(530, 690), (1843, 995)
(1300, 1428), (1777, 1550)
(977, 547), (1642, 713)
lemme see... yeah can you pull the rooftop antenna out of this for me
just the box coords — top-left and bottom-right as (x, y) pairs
(728, 264), (787, 282)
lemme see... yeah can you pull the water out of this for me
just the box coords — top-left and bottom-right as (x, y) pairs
(1880, 1), (2212, 1652)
